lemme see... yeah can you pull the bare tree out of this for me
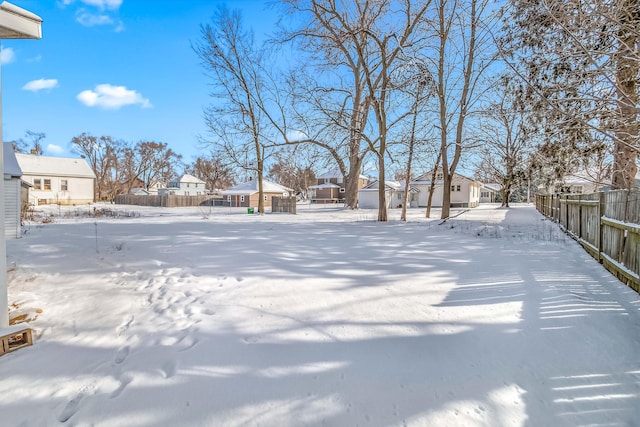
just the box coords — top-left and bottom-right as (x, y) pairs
(475, 84), (531, 206)
(12, 130), (45, 155)
(195, 7), (275, 214)
(430, 0), (496, 219)
(185, 154), (237, 192)
(71, 133), (117, 201)
(123, 141), (182, 192)
(280, 0), (433, 221)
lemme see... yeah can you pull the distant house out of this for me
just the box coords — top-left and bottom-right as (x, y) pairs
(3, 143), (22, 239)
(357, 180), (419, 209)
(310, 169), (369, 204)
(158, 174), (206, 196)
(222, 178), (293, 208)
(15, 153), (95, 206)
(480, 183), (501, 203)
(410, 171), (481, 208)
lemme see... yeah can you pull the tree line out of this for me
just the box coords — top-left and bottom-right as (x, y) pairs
(12, 1), (639, 218)
(194, 0), (638, 220)
(9, 130), (315, 202)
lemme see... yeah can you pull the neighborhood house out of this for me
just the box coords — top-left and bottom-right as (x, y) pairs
(157, 174), (206, 196)
(310, 169), (370, 204)
(15, 153), (95, 206)
(357, 180), (419, 209)
(222, 178), (292, 208)
(409, 171), (481, 208)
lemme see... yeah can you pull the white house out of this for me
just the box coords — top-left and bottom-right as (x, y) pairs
(157, 174), (206, 196)
(357, 180), (418, 209)
(480, 183), (502, 203)
(3, 143), (22, 239)
(15, 153), (95, 205)
(410, 171), (481, 208)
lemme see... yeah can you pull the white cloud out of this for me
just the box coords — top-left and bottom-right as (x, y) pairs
(23, 79), (59, 92)
(47, 144), (64, 154)
(76, 9), (113, 26)
(81, 0), (122, 10)
(77, 84), (152, 110)
(61, 0), (122, 10)
(1, 47), (16, 65)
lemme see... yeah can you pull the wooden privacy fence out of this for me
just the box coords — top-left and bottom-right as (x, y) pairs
(536, 190), (640, 292)
(115, 194), (224, 208)
(271, 196), (297, 214)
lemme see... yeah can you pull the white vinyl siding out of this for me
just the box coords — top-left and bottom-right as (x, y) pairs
(3, 178), (21, 239)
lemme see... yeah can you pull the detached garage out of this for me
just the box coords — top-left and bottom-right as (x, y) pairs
(3, 143), (22, 239)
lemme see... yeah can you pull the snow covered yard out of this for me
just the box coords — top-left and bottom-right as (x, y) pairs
(2, 203), (639, 426)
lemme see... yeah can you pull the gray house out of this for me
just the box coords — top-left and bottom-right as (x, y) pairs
(3, 143), (22, 239)
(158, 174), (206, 196)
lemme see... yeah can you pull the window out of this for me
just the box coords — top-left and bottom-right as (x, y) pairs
(264, 195), (268, 201)
(339, 187), (346, 193)
(61, 180), (68, 191)
(240, 195), (245, 202)
(44, 179), (51, 190)
(227, 195), (231, 202)
(456, 185), (461, 192)
(451, 185), (455, 192)
(481, 191), (489, 198)
(34, 178), (41, 190)
(437, 173), (443, 180)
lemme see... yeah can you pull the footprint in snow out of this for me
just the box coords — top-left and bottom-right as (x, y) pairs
(114, 346), (130, 364)
(117, 315), (134, 336)
(162, 360), (178, 378)
(109, 373), (133, 399)
(58, 395), (82, 423)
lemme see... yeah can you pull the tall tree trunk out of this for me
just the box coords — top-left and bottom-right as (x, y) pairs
(612, 0), (639, 189)
(426, 152), (442, 218)
(401, 104), (419, 222)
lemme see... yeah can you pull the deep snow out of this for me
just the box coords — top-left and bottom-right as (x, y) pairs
(1, 203), (639, 426)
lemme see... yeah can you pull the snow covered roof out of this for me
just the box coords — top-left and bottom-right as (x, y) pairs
(413, 171), (479, 184)
(360, 180), (418, 192)
(481, 183), (502, 192)
(180, 174), (205, 184)
(309, 183), (341, 189)
(15, 153), (95, 178)
(317, 168), (368, 180)
(222, 178), (293, 195)
(3, 142), (22, 177)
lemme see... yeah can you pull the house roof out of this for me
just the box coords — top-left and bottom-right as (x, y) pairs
(3, 143), (22, 177)
(15, 153), (96, 178)
(481, 183), (502, 192)
(411, 171), (480, 186)
(309, 182), (341, 189)
(222, 178), (293, 195)
(180, 174), (205, 184)
(360, 180), (419, 192)
(317, 168), (368, 180)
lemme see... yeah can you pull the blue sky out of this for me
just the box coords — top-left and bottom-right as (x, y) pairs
(1, 0), (278, 163)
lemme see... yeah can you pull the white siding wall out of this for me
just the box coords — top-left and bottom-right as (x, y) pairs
(23, 174), (94, 204)
(3, 178), (20, 239)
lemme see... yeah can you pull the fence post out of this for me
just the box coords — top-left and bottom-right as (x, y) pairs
(598, 191), (605, 262)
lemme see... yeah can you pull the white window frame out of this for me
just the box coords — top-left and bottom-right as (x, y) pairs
(240, 195), (245, 202)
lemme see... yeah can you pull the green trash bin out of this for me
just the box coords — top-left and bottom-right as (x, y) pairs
(247, 207), (254, 214)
